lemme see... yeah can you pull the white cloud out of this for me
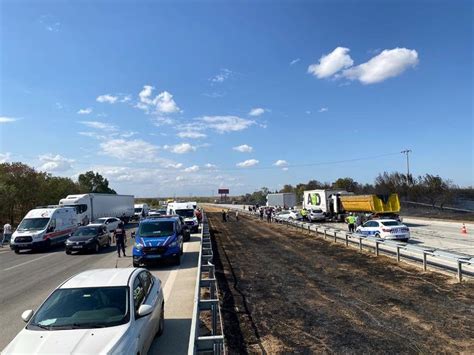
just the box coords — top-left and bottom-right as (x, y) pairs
(204, 163), (217, 169)
(0, 116), (18, 123)
(79, 120), (117, 131)
(319, 107), (329, 113)
(236, 159), (259, 168)
(77, 108), (93, 115)
(273, 159), (288, 167)
(308, 47), (354, 78)
(0, 152), (11, 163)
(249, 107), (266, 117)
(137, 85), (180, 114)
(176, 176), (185, 181)
(233, 144), (253, 153)
(165, 163), (184, 169)
(198, 116), (255, 133)
(177, 131), (207, 139)
(100, 139), (159, 162)
(210, 69), (232, 83)
(96, 94), (118, 104)
(38, 154), (74, 172)
(282, 167), (289, 171)
(78, 131), (107, 139)
(163, 143), (196, 154)
(342, 48), (419, 84)
(151, 116), (176, 126)
(305, 110), (311, 114)
(39, 15), (60, 32)
(183, 165), (200, 173)
(290, 58), (301, 65)
(120, 131), (137, 138)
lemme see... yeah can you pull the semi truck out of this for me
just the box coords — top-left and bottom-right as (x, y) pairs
(59, 193), (134, 225)
(303, 189), (400, 221)
(266, 193), (297, 208)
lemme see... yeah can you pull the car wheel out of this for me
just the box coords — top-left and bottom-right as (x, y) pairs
(14, 249), (20, 254)
(375, 233), (380, 239)
(133, 260), (140, 267)
(174, 254), (181, 266)
(66, 250), (71, 255)
(156, 303), (165, 337)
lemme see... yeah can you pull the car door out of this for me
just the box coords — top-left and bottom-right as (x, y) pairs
(131, 274), (149, 354)
(139, 271), (160, 352)
(359, 221), (373, 235)
(99, 226), (108, 246)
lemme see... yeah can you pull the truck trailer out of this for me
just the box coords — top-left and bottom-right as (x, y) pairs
(59, 193), (134, 225)
(303, 189), (400, 221)
(266, 193), (297, 208)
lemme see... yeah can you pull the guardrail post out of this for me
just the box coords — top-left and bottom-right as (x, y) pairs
(457, 261), (463, 282)
(334, 231), (337, 243)
(359, 237), (363, 251)
(375, 241), (379, 256)
(396, 246), (401, 262)
(345, 234), (349, 247)
(324, 229), (327, 239)
(423, 252), (428, 271)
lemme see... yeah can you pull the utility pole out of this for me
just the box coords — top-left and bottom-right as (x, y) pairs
(401, 149), (412, 183)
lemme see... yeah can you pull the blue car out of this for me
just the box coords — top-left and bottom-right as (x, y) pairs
(132, 216), (184, 267)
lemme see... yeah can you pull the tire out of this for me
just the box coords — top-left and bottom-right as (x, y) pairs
(14, 249), (20, 254)
(133, 260), (140, 267)
(156, 303), (164, 337)
(174, 254), (181, 266)
(66, 250), (71, 255)
(375, 233), (380, 239)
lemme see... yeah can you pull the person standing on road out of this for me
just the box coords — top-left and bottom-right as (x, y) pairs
(222, 209), (227, 222)
(1, 222), (12, 247)
(259, 208), (264, 220)
(114, 222), (126, 257)
(235, 210), (239, 221)
(346, 213), (356, 233)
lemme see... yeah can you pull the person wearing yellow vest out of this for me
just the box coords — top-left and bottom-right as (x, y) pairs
(300, 208), (308, 221)
(346, 213), (356, 232)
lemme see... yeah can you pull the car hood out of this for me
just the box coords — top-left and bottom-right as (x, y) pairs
(136, 235), (173, 246)
(68, 235), (98, 242)
(2, 325), (129, 354)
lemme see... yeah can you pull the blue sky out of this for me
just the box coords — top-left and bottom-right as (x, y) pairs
(1, 0), (472, 196)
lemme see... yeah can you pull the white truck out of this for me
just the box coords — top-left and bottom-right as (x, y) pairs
(303, 189), (352, 221)
(59, 193), (134, 225)
(10, 207), (78, 253)
(167, 202), (199, 232)
(266, 193), (297, 208)
(133, 203), (150, 221)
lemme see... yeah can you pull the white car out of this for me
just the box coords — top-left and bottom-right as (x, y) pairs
(308, 208), (326, 222)
(356, 219), (410, 241)
(3, 268), (164, 355)
(91, 217), (121, 232)
(276, 210), (303, 221)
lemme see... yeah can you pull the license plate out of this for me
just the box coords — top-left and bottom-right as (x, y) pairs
(72, 246), (83, 249)
(146, 255), (161, 258)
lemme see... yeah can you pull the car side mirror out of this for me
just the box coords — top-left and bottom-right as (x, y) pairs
(21, 309), (34, 322)
(137, 304), (153, 318)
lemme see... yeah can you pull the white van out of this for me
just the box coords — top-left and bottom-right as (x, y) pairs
(133, 203), (150, 220)
(167, 202), (199, 232)
(10, 207), (79, 253)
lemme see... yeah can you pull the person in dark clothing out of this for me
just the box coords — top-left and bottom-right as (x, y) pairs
(259, 208), (264, 220)
(222, 209), (227, 222)
(114, 222), (126, 257)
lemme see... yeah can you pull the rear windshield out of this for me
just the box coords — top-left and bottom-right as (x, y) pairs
(73, 227), (100, 236)
(381, 221), (401, 226)
(134, 208), (142, 213)
(139, 221), (174, 237)
(175, 209), (194, 218)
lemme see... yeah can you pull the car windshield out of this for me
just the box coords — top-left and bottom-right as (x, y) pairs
(311, 209), (323, 213)
(27, 287), (129, 330)
(139, 221), (174, 237)
(381, 221), (401, 226)
(73, 227), (99, 237)
(134, 208), (143, 213)
(94, 218), (107, 224)
(175, 209), (194, 218)
(17, 218), (50, 231)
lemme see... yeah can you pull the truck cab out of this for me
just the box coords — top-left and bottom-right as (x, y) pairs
(167, 203), (199, 233)
(132, 217), (184, 267)
(10, 207), (78, 253)
(133, 203), (149, 221)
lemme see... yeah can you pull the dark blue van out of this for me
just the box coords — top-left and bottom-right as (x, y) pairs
(132, 216), (184, 267)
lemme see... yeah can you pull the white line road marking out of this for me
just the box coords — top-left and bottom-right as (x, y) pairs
(4, 254), (52, 271)
(161, 240), (192, 302)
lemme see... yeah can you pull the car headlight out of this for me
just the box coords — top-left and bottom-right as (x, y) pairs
(134, 243), (144, 250)
(66, 240), (73, 245)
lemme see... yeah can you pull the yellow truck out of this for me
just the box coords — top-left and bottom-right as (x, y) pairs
(339, 194), (400, 214)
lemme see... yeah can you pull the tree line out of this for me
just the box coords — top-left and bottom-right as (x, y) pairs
(0, 163), (116, 224)
(240, 172), (471, 207)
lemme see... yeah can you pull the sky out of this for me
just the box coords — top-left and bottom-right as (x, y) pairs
(0, 0), (472, 197)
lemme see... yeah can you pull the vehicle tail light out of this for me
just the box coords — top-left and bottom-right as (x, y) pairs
(382, 228), (391, 232)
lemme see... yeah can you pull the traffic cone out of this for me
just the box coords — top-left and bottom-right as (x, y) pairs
(461, 224), (467, 234)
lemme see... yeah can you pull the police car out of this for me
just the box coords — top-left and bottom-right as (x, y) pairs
(355, 219), (410, 241)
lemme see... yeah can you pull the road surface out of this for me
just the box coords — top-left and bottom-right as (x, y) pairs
(0, 227), (201, 354)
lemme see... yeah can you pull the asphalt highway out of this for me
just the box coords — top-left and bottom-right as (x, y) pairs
(0, 227), (201, 354)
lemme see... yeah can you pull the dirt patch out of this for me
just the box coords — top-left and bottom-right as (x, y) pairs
(206, 207), (474, 354)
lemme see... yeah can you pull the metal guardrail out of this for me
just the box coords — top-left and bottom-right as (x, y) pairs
(188, 211), (225, 354)
(232, 208), (474, 282)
